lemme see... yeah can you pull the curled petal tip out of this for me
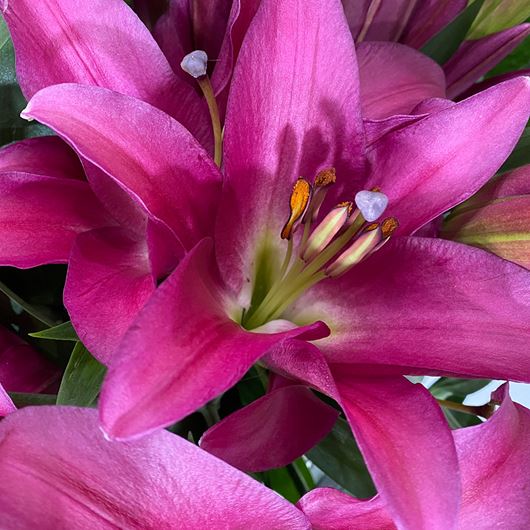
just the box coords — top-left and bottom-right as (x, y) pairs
(180, 50), (208, 78)
(19, 105), (33, 121)
(99, 424), (115, 442)
(355, 190), (388, 222)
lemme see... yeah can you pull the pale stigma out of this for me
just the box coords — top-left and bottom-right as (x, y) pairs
(355, 190), (388, 222)
(181, 50), (208, 78)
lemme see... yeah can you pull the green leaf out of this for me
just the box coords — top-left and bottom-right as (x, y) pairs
(29, 321), (78, 341)
(260, 466), (304, 503)
(307, 418), (376, 499)
(0, 280), (56, 327)
(500, 125), (530, 173)
(430, 377), (491, 403)
(56, 342), (106, 406)
(443, 408), (483, 428)
(8, 392), (57, 407)
(421, 0), (486, 65)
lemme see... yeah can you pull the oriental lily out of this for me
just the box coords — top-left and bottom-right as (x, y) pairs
(298, 385), (530, 529)
(5, 0), (530, 527)
(0, 406), (310, 529)
(0, 0), (448, 357)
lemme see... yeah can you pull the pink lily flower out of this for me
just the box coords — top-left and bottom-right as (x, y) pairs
(0, 326), (58, 416)
(0, 0), (449, 361)
(442, 164), (530, 270)
(298, 384), (530, 529)
(0, 406), (310, 529)
(15, 0), (530, 527)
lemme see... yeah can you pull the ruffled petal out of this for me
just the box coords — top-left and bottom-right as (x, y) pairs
(288, 237), (530, 382)
(1, 0), (211, 145)
(357, 42), (446, 119)
(0, 406), (311, 529)
(100, 239), (329, 440)
(200, 384), (338, 472)
(297, 489), (394, 530)
(23, 83), (222, 250)
(218, 0), (365, 294)
(365, 77), (530, 235)
(64, 227), (156, 364)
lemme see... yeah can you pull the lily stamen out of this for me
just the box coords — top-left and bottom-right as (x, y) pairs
(243, 169), (399, 330)
(181, 50), (223, 167)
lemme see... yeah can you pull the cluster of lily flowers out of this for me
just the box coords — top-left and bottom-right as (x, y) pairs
(1, 0), (530, 528)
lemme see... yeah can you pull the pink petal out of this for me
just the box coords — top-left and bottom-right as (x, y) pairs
(297, 489), (394, 530)
(299, 385), (530, 529)
(153, 0), (195, 85)
(210, 0), (261, 101)
(133, 0), (167, 29)
(288, 237), (530, 381)
(458, 68), (530, 99)
(100, 239), (329, 440)
(468, 164), (530, 202)
(345, 0), (417, 42)
(332, 374), (459, 530)
(0, 139), (115, 268)
(366, 76), (530, 235)
(264, 347), (459, 530)
(363, 114), (426, 147)
(0, 326), (59, 393)
(0, 136), (84, 179)
(0, 385), (16, 417)
(200, 384), (339, 472)
(445, 24), (530, 98)
(443, 195), (530, 270)
(1, 0), (211, 146)
(64, 227), (156, 364)
(23, 83), (222, 250)
(401, 0), (467, 48)
(454, 384), (530, 527)
(357, 42), (446, 119)
(218, 0), (365, 295)
(0, 406), (311, 529)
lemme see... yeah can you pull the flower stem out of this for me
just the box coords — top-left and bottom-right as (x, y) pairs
(197, 76), (223, 167)
(437, 399), (495, 419)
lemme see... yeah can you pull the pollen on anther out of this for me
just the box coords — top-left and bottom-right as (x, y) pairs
(314, 168), (336, 188)
(381, 217), (399, 238)
(281, 178), (311, 239)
